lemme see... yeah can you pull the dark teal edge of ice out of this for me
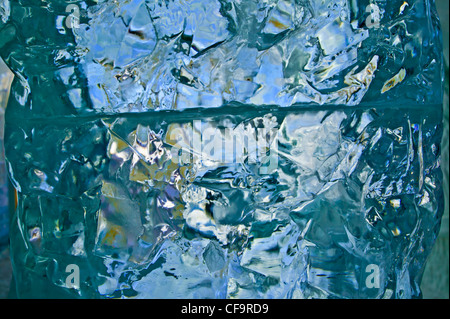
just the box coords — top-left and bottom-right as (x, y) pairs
(4, 101), (445, 124)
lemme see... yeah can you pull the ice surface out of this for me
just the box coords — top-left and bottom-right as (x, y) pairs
(0, 58), (12, 250)
(0, 0), (445, 298)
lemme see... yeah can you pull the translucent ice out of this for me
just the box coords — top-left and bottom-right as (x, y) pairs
(0, 58), (13, 250)
(0, 0), (445, 298)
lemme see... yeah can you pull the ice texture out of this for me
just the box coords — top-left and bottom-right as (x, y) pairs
(0, 0), (445, 298)
(0, 58), (12, 250)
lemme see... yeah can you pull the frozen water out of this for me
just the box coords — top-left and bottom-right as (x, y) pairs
(0, 0), (445, 298)
(0, 58), (12, 251)
(4, 106), (443, 298)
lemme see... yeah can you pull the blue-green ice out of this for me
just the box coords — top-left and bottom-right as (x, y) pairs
(0, 0), (445, 298)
